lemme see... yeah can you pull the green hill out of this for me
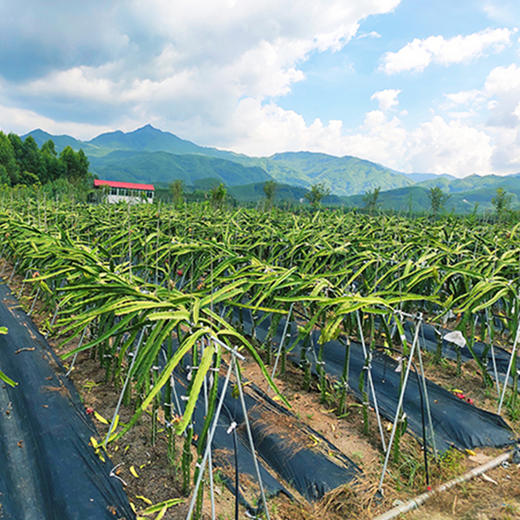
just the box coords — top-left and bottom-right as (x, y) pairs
(89, 150), (272, 186)
(23, 127), (415, 196)
(344, 186), (431, 213)
(24, 129), (86, 151)
(418, 174), (520, 193)
(229, 182), (308, 203)
(241, 152), (415, 196)
(405, 172), (456, 183)
(88, 124), (244, 161)
(21, 125), (520, 209)
(23, 125), (244, 160)
(343, 180), (520, 214)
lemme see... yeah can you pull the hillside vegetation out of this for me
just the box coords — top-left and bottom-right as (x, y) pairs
(24, 126), (416, 196)
(20, 125), (520, 212)
(88, 150), (271, 186)
(0, 131), (89, 186)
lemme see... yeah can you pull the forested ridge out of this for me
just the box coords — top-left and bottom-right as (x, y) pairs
(0, 131), (89, 186)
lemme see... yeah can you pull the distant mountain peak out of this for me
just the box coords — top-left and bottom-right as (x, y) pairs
(91, 129), (124, 139)
(134, 123), (159, 132)
(22, 128), (83, 148)
(28, 128), (59, 138)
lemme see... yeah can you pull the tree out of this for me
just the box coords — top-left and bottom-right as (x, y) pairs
(363, 186), (380, 213)
(7, 133), (24, 167)
(0, 132), (19, 185)
(41, 140), (65, 181)
(210, 183), (227, 208)
(305, 182), (330, 208)
(41, 139), (57, 157)
(492, 188), (512, 220)
(20, 170), (40, 186)
(428, 186), (449, 216)
(21, 136), (45, 182)
(59, 146), (89, 182)
(76, 149), (90, 178)
(0, 165), (9, 185)
(170, 179), (184, 208)
(263, 180), (277, 209)
(1, 132), (91, 187)
(407, 191), (414, 216)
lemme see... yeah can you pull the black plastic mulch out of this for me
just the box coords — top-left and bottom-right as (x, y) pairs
(172, 357), (361, 505)
(403, 320), (517, 384)
(235, 309), (516, 453)
(0, 283), (135, 520)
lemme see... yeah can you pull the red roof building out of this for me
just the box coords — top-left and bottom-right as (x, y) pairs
(93, 179), (155, 204)
(93, 179), (155, 191)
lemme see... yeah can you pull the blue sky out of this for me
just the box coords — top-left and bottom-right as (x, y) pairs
(280, 0), (519, 128)
(0, 0), (519, 176)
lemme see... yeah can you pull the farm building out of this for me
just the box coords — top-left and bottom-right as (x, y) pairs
(93, 179), (155, 204)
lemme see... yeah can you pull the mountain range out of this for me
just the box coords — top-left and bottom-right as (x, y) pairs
(24, 125), (520, 213)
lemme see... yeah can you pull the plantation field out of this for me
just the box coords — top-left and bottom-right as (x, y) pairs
(1, 197), (520, 519)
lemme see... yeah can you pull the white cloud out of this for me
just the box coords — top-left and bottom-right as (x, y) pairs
(446, 111), (476, 120)
(337, 112), (493, 176)
(356, 31), (382, 39)
(0, 104), (114, 139)
(484, 63), (520, 127)
(407, 116), (492, 174)
(224, 100), (495, 177)
(479, 64), (520, 170)
(371, 89), (401, 111)
(424, 64), (520, 173)
(381, 27), (516, 74)
(198, 58), (520, 175)
(444, 89), (485, 106)
(483, 2), (520, 24)
(20, 67), (115, 102)
(2, 0), (520, 178)
(0, 0), (401, 135)
(225, 98), (346, 157)
(341, 111), (409, 168)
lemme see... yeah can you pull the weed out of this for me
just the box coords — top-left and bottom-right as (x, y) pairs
(392, 451), (424, 491)
(350, 451), (364, 466)
(438, 447), (465, 479)
(83, 380), (100, 393)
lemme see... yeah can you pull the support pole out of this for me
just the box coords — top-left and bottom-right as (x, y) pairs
(45, 300), (62, 339)
(103, 326), (147, 448)
(498, 317), (520, 414)
(202, 338), (216, 520)
(8, 258), (20, 283)
(485, 308), (501, 398)
(186, 355), (234, 520)
(233, 359), (271, 520)
(356, 310), (387, 452)
(28, 286), (41, 316)
(377, 318), (421, 494)
(271, 303), (294, 379)
(66, 325), (88, 377)
(414, 317), (438, 460)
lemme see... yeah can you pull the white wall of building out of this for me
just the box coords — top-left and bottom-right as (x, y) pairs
(99, 186), (154, 204)
(106, 193), (154, 204)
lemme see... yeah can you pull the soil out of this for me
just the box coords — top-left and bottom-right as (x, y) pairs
(3, 258), (520, 520)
